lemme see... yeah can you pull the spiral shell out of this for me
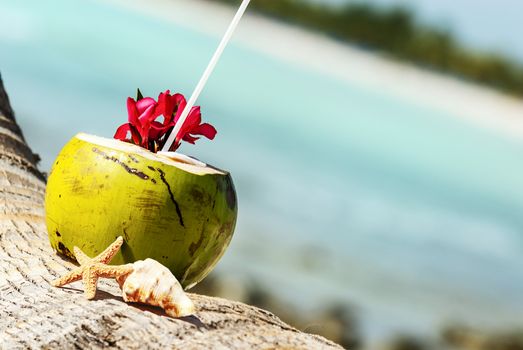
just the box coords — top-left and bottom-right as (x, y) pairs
(117, 259), (195, 317)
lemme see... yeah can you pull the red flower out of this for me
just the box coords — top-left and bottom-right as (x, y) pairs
(173, 99), (217, 147)
(114, 90), (217, 152)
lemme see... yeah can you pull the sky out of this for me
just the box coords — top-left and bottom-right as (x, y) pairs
(307, 0), (523, 63)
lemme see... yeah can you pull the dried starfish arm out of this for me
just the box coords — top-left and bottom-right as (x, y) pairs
(51, 267), (83, 287)
(82, 265), (99, 299)
(92, 236), (124, 264)
(73, 246), (91, 265)
(95, 263), (134, 279)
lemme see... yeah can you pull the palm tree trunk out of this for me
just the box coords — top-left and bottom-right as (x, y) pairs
(0, 74), (342, 349)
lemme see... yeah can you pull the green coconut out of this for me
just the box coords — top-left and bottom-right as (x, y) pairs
(45, 133), (237, 289)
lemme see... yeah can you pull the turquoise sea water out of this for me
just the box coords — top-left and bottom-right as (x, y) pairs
(1, 0), (522, 340)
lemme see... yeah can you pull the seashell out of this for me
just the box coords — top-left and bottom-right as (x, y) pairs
(116, 258), (195, 317)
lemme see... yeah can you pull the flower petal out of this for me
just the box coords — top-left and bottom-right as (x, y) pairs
(172, 93), (185, 119)
(174, 99), (187, 124)
(114, 123), (131, 140)
(137, 103), (158, 145)
(114, 123), (141, 145)
(186, 106), (202, 127)
(149, 120), (172, 140)
(174, 106), (203, 144)
(182, 134), (200, 144)
(138, 103), (157, 123)
(127, 98), (139, 126)
(129, 123), (142, 144)
(157, 90), (173, 124)
(191, 123), (217, 140)
(136, 97), (156, 115)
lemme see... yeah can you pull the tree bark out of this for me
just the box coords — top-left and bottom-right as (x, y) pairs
(0, 75), (343, 349)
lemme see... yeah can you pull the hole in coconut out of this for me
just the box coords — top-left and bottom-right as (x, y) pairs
(76, 133), (226, 175)
(156, 152), (206, 167)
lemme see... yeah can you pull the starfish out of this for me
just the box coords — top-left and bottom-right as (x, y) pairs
(52, 236), (134, 299)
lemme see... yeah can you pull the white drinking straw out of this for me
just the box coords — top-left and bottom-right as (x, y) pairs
(161, 0), (251, 152)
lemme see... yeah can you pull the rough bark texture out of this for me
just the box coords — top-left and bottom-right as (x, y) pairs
(0, 75), (343, 349)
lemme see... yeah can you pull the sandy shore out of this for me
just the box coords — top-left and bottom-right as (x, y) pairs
(101, 0), (523, 140)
